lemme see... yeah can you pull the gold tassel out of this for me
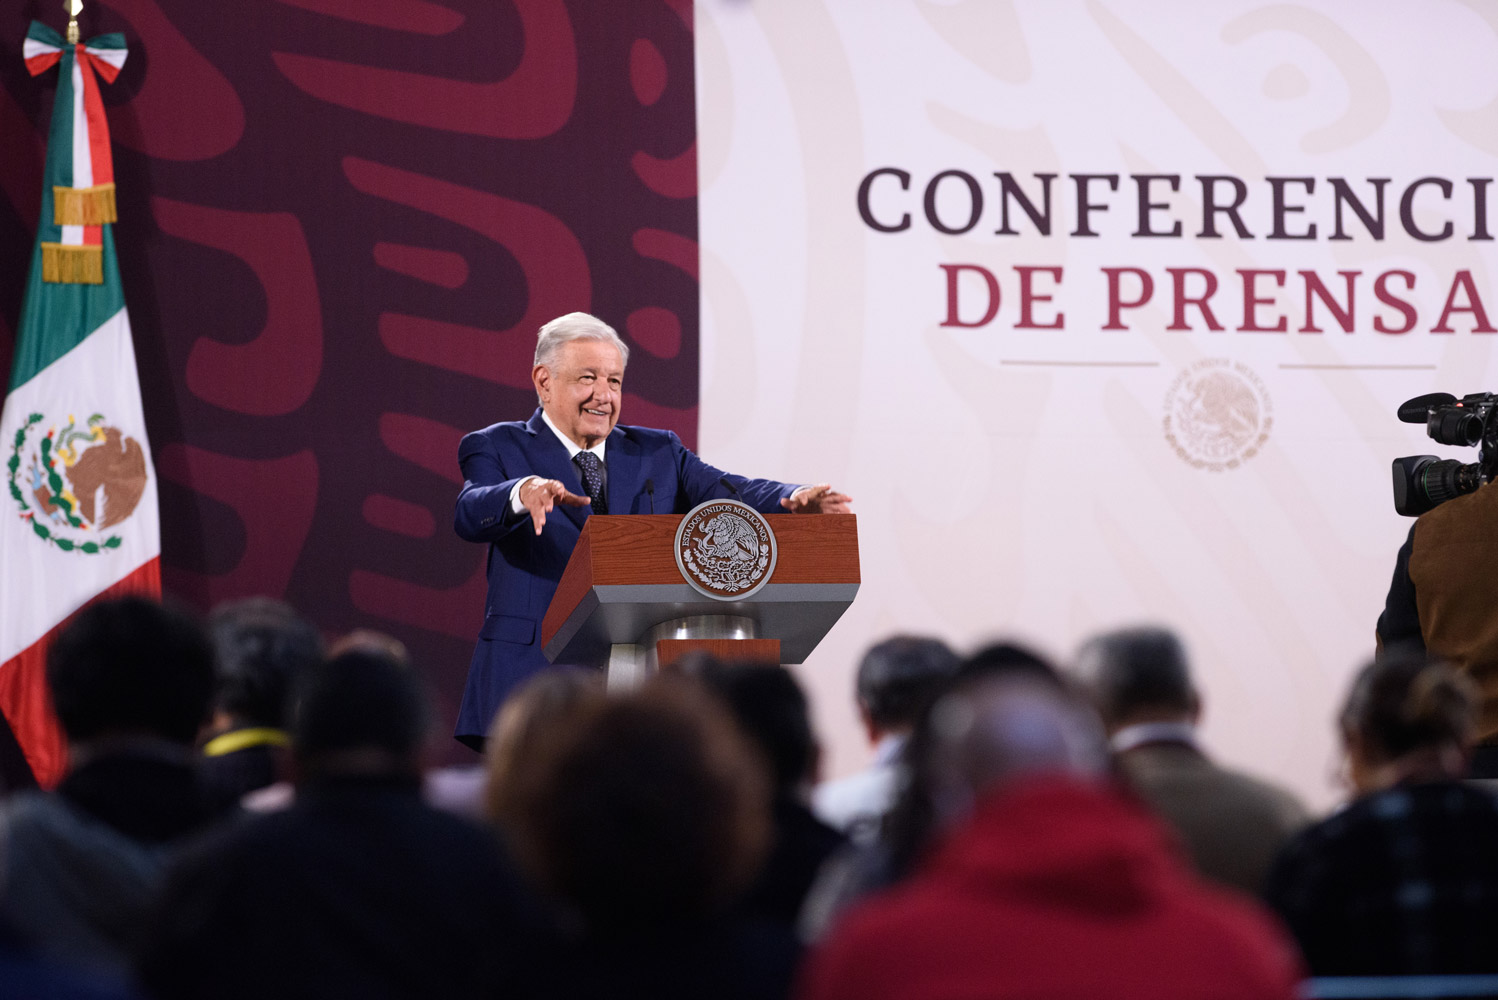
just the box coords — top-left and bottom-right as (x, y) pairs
(41, 243), (104, 284)
(53, 183), (117, 226)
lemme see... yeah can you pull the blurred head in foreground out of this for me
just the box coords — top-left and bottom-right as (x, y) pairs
(484, 669), (605, 826)
(885, 673), (1108, 877)
(290, 649), (432, 783)
(492, 681), (770, 933)
(957, 640), (1061, 687)
(1070, 625), (1198, 732)
(208, 597), (324, 731)
(48, 596), (215, 752)
(855, 636), (960, 743)
(690, 660), (819, 795)
(327, 628), (409, 665)
(1340, 652), (1478, 794)
(921, 675), (1110, 818)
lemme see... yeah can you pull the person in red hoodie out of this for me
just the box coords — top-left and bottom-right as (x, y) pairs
(797, 674), (1304, 1000)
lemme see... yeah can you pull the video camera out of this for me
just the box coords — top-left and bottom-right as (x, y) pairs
(1392, 392), (1498, 516)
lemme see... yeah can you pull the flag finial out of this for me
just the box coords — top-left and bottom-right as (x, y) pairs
(65, 0), (82, 45)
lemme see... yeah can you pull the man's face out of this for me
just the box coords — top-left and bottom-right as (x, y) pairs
(534, 339), (625, 449)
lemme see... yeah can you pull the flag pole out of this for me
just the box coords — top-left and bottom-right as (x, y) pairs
(65, 0), (81, 45)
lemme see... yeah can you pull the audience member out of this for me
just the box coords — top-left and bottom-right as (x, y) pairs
(0, 597), (220, 978)
(0, 946), (144, 1000)
(694, 662), (848, 926)
(484, 668), (605, 833)
(956, 639), (1062, 684)
(802, 640), (1065, 938)
(200, 598), (323, 811)
(814, 637), (958, 842)
(880, 641), (1066, 877)
(798, 673), (1303, 1000)
(326, 627), (409, 663)
(22, 586), (1495, 997)
(0, 715), (38, 797)
(492, 681), (798, 1000)
(428, 664), (602, 820)
(137, 650), (545, 1000)
(325, 626), (493, 819)
(1265, 653), (1498, 975)
(1071, 626), (1309, 894)
(226, 627), (442, 816)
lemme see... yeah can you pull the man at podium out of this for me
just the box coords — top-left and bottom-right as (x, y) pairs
(452, 313), (851, 749)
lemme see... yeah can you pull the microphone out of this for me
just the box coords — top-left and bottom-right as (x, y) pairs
(1398, 392), (1457, 423)
(644, 478), (655, 514)
(719, 476), (743, 502)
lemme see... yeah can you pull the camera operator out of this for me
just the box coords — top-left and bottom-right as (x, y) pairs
(1376, 482), (1498, 778)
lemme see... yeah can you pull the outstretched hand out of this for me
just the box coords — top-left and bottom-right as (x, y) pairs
(781, 483), (853, 514)
(519, 477), (590, 534)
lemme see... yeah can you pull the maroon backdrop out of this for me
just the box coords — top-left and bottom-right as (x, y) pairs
(0, 0), (700, 755)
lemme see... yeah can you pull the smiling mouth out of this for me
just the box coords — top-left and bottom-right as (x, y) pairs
(584, 408), (608, 417)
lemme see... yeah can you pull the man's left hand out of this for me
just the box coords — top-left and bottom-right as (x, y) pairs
(781, 483), (853, 514)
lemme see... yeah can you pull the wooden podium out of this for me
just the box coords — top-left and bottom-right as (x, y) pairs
(541, 511), (859, 688)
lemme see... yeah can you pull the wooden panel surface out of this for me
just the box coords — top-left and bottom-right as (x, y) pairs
(587, 513), (860, 585)
(542, 529), (594, 649)
(657, 638), (782, 670)
(543, 513), (860, 650)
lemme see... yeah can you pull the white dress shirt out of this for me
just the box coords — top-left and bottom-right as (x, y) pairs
(507, 410), (607, 514)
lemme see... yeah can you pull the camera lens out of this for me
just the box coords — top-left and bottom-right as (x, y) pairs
(1428, 408), (1483, 446)
(1392, 456), (1484, 515)
(1421, 459), (1480, 503)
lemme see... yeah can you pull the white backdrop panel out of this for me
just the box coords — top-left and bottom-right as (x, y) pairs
(696, 0), (1498, 808)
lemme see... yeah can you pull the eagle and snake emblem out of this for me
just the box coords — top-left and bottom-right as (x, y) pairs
(675, 501), (777, 599)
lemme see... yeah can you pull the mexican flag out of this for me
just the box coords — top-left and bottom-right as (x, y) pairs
(0, 21), (159, 787)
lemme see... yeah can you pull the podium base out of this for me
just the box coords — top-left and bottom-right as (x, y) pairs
(605, 614), (761, 690)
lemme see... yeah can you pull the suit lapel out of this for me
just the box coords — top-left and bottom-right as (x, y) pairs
(606, 427), (645, 515)
(523, 409), (590, 531)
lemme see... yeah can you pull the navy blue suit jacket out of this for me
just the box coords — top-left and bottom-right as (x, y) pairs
(452, 409), (797, 745)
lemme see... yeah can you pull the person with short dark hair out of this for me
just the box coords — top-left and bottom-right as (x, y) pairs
(47, 598), (215, 749)
(956, 639), (1062, 685)
(1071, 626), (1308, 895)
(138, 650), (545, 1000)
(0, 597), (220, 977)
(800, 674), (1303, 1000)
(200, 598), (323, 810)
(693, 661), (847, 927)
(493, 681), (797, 1000)
(814, 637), (959, 841)
(1265, 653), (1498, 975)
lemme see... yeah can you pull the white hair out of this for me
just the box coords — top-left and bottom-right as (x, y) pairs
(923, 675), (1110, 826)
(533, 312), (630, 370)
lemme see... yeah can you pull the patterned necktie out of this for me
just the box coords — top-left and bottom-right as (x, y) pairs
(575, 451), (607, 515)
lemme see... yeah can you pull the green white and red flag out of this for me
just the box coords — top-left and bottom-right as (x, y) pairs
(1, 20), (158, 787)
